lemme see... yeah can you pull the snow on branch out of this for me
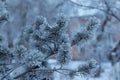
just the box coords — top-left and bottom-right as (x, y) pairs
(1, 14), (99, 80)
(72, 17), (99, 47)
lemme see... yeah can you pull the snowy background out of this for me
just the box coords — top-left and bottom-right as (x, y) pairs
(0, 0), (120, 80)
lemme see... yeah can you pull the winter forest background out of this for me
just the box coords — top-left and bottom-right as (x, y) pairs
(0, 0), (120, 80)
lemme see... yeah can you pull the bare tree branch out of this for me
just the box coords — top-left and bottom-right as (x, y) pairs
(68, 0), (120, 22)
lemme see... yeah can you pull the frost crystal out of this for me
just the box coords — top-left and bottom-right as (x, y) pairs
(57, 33), (71, 64)
(87, 17), (99, 32)
(56, 13), (68, 28)
(57, 44), (71, 64)
(14, 45), (27, 60)
(23, 25), (33, 38)
(34, 16), (47, 28)
(24, 49), (45, 67)
(72, 32), (90, 46)
(72, 17), (99, 47)
(77, 59), (98, 76)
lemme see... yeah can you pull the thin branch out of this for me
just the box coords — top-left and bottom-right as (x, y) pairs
(108, 40), (120, 65)
(101, 16), (109, 32)
(100, 0), (110, 32)
(68, 0), (120, 22)
(1, 64), (24, 80)
(68, 0), (106, 12)
(51, 0), (66, 12)
(112, 7), (120, 11)
(55, 70), (69, 75)
(112, 40), (120, 52)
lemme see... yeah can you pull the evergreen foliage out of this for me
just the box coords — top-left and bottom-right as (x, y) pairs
(0, 1), (100, 79)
